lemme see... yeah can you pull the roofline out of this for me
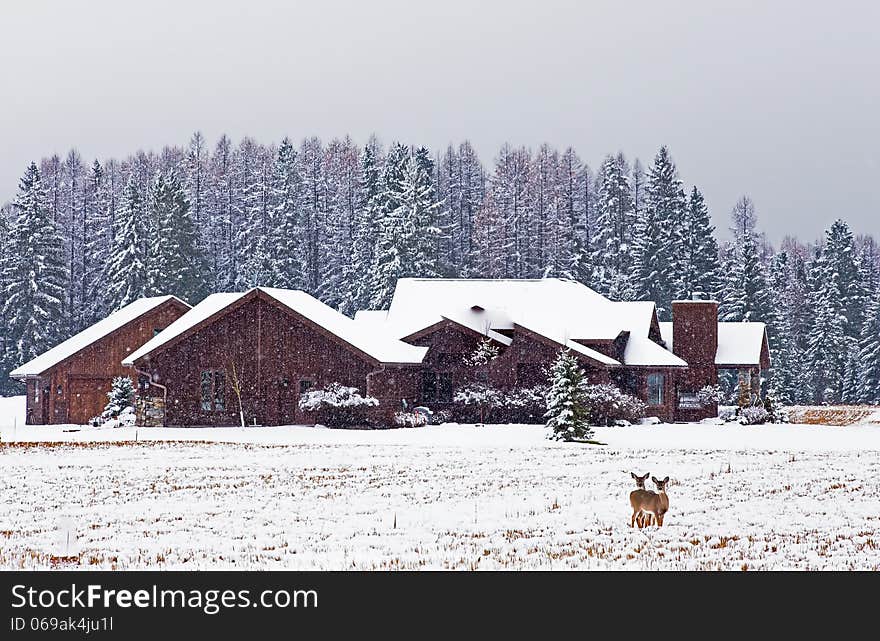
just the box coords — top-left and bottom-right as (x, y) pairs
(128, 288), (425, 368)
(11, 296), (191, 379)
(401, 317), (512, 346)
(512, 323), (621, 368)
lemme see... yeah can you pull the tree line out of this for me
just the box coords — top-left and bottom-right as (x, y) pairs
(1, 133), (878, 405)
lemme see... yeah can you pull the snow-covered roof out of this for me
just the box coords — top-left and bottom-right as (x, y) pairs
(658, 322), (768, 367)
(10, 295), (189, 378)
(124, 288), (427, 366)
(716, 323), (768, 366)
(357, 278), (685, 367)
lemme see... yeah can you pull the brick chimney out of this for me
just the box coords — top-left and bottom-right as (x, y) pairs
(671, 295), (718, 367)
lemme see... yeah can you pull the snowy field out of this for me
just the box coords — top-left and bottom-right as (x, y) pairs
(2, 396), (880, 570)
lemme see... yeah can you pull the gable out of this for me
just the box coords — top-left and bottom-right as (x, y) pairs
(10, 296), (190, 379)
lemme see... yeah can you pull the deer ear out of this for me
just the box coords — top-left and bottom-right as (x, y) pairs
(664, 476), (669, 483)
(651, 476), (659, 483)
(630, 472), (636, 479)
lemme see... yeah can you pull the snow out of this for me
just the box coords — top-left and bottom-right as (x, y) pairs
(124, 287), (427, 366)
(3, 394), (880, 570)
(361, 278), (688, 367)
(715, 323), (768, 366)
(10, 296), (188, 378)
(660, 321), (767, 367)
(1, 421), (879, 570)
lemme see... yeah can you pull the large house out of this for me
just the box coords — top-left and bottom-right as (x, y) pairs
(10, 296), (190, 424)
(13, 278), (770, 426)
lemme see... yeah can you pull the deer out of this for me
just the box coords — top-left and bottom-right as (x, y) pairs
(629, 473), (670, 528)
(628, 472), (654, 528)
(650, 476), (670, 527)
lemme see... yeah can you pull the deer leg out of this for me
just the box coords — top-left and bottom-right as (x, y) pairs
(631, 510), (639, 528)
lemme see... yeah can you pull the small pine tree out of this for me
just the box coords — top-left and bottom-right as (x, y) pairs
(544, 349), (593, 441)
(464, 338), (500, 367)
(858, 293), (880, 404)
(104, 376), (135, 418)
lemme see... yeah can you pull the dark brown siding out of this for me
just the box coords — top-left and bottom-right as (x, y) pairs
(137, 294), (396, 426)
(23, 300), (188, 425)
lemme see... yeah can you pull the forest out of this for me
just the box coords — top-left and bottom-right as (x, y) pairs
(1, 133), (878, 404)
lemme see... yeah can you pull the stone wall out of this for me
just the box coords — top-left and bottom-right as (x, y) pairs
(136, 396), (165, 427)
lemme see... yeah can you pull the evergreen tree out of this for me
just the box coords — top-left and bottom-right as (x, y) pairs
(346, 141), (383, 312)
(719, 235), (774, 323)
(151, 170), (206, 303)
(368, 147), (440, 309)
(858, 293), (880, 403)
(105, 175), (152, 308)
(593, 154), (634, 298)
(104, 375), (135, 417)
(2, 163), (68, 369)
(545, 349), (592, 441)
(270, 137), (306, 290)
(630, 146), (686, 315)
(821, 219), (867, 338)
(680, 187), (721, 298)
(805, 264), (849, 403)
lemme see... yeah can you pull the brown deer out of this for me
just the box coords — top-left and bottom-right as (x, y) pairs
(629, 474), (670, 528)
(628, 472), (654, 528)
(651, 476), (670, 526)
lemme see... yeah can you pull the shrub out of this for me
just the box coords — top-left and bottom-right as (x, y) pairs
(737, 406), (771, 425)
(453, 383), (503, 423)
(103, 376), (135, 420)
(697, 384), (726, 407)
(429, 409), (454, 425)
(581, 383), (646, 426)
(298, 383), (379, 428)
(394, 411), (428, 428)
(500, 385), (548, 423)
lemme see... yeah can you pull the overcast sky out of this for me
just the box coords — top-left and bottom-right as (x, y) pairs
(1, 0), (878, 243)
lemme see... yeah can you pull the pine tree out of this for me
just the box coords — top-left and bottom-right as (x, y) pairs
(719, 235), (774, 323)
(104, 375), (135, 417)
(680, 187), (721, 298)
(805, 264), (849, 404)
(2, 163), (69, 369)
(858, 293), (880, 403)
(593, 154), (634, 298)
(368, 147), (440, 309)
(629, 146), (687, 315)
(270, 137), (306, 290)
(544, 349), (592, 441)
(346, 141), (383, 312)
(150, 170), (206, 303)
(821, 219), (867, 338)
(104, 175), (152, 309)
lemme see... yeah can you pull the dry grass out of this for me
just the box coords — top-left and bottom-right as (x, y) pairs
(787, 406), (880, 426)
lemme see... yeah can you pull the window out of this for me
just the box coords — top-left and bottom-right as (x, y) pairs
(200, 372), (212, 411)
(299, 380), (313, 395)
(678, 391), (701, 410)
(213, 371), (226, 411)
(56, 385), (63, 396)
(34, 386), (40, 403)
(153, 327), (165, 337)
(647, 373), (665, 406)
(422, 372), (437, 403)
(438, 373), (454, 402)
(201, 370), (226, 412)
